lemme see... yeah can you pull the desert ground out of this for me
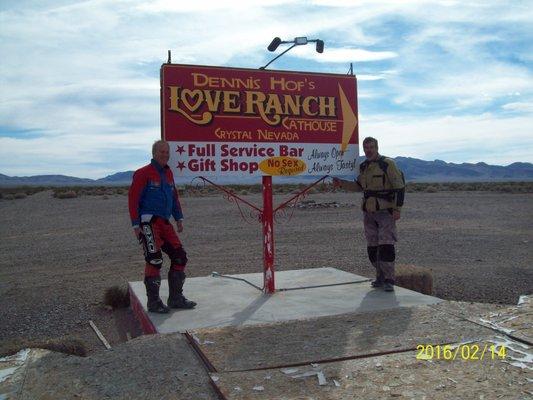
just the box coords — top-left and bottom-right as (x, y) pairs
(0, 188), (532, 356)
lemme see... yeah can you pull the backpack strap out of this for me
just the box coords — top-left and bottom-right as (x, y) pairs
(377, 156), (389, 174)
(361, 156), (388, 174)
(379, 156), (405, 207)
(359, 159), (370, 173)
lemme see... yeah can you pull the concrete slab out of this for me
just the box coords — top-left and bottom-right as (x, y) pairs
(129, 267), (442, 334)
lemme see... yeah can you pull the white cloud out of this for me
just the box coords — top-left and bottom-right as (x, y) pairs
(502, 102), (533, 113)
(357, 74), (386, 81)
(0, 131), (155, 178)
(291, 46), (398, 63)
(0, 0), (531, 177)
(136, 0), (300, 13)
(363, 113), (533, 164)
(391, 65), (533, 108)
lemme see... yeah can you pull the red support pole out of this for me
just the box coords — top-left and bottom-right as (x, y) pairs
(262, 175), (275, 293)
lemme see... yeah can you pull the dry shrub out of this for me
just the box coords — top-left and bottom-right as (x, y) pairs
(497, 184), (514, 193)
(37, 338), (87, 356)
(3, 194), (15, 200)
(104, 286), (130, 309)
(55, 190), (78, 199)
(1, 338), (87, 358)
(424, 185), (438, 193)
(317, 183), (329, 193)
(14, 192), (27, 199)
(395, 264), (433, 295)
(406, 183), (423, 192)
(182, 186), (199, 197)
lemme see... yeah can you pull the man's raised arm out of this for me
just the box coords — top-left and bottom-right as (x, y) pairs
(332, 177), (363, 192)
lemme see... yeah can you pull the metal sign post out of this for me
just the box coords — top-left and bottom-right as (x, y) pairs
(262, 175), (275, 293)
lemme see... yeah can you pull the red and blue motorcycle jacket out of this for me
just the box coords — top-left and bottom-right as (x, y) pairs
(128, 159), (183, 228)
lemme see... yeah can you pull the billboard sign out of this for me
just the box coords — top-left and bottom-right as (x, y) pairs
(161, 64), (358, 179)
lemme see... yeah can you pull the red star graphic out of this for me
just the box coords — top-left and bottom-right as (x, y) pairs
(177, 162), (186, 171)
(176, 145), (185, 155)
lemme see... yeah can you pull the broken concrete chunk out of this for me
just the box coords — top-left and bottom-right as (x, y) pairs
(281, 368), (299, 374)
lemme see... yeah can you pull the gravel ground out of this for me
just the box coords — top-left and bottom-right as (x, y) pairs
(0, 189), (531, 356)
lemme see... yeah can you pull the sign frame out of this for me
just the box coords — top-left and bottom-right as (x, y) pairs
(160, 63), (359, 180)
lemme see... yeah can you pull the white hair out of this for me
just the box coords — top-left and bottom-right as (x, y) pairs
(152, 140), (169, 156)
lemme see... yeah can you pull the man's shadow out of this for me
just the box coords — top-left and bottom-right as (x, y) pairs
(353, 288), (413, 350)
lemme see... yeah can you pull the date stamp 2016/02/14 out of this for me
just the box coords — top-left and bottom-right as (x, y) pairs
(416, 344), (506, 361)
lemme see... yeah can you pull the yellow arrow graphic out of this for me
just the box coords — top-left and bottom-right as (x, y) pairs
(338, 84), (358, 152)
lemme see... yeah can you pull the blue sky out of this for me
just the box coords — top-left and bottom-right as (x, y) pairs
(1, 0), (532, 178)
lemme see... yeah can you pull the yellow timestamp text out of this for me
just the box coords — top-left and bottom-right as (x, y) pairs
(416, 344), (506, 361)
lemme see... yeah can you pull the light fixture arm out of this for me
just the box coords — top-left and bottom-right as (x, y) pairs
(260, 43), (297, 70)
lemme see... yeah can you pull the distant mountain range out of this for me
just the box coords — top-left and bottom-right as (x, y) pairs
(0, 171), (135, 187)
(394, 157), (533, 182)
(1, 157), (532, 186)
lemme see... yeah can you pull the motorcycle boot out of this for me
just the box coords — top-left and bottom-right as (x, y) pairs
(144, 276), (170, 313)
(167, 270), (197, 309)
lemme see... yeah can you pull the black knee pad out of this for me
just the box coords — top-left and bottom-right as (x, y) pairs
(367, 246), (378, 263)
(140, 222), (163, 268)
(145, 249), (163, 268)
(163, 244), (188, 266)
(171, 247), (187, 266)
(378, 244), (395, 262)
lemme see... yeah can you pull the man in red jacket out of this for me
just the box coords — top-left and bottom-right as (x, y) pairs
(128, 140), (196, 313)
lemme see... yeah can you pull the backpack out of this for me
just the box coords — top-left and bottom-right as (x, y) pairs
(359, 156), (405, 207)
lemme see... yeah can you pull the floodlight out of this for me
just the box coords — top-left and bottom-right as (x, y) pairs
(260, 36), (325, 69)
(268, 37), (282, 52)
(316, 40), (324, 53)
